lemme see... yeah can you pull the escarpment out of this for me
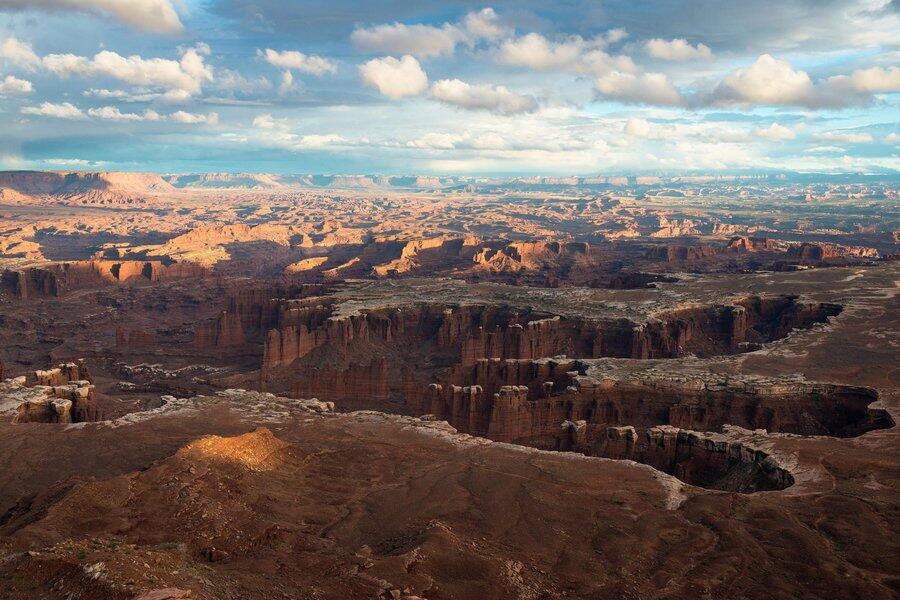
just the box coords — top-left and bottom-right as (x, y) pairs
(192, 283), (329, 353)
(243, 294), (844, 405)
(563, 423), (794, 493)
(424, 359), (889, 443)
(188, 285), (874, 493)
(0, 260), (206, 299)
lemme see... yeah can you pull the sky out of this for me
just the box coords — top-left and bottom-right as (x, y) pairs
(0, 0), (898, 175)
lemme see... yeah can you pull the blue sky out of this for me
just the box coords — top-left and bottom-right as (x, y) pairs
(0, 0), (897, 175)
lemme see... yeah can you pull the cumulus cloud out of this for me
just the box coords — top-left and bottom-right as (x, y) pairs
(260, 49), (336, 76)
(0, 37), (40, 70)
(752, 122), (797, 141)
(352, 23), (460, 58)
(429, 79), (537, 115)
(21, 101), (85, 119)
(0, 0), (183, 34)
(351, 8), (507, 58)
(821, 66), (900, 95)
(595, 71), (683, 106)
(359, 55), (427, 99)
(812, 131), (874, 144)
(0, 74), (32, 95)
(39, 45), (213, 95)
(709, 55), (899, 108)
(645, 38), (712, 60)
(497, 33), (582, 70)
(711, 54), (816, 106)
(496, 32), (634, 75)
(885, 132), (899, 144)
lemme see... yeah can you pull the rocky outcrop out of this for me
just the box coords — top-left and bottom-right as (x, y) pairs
(650, 218), (701, 238)
(33, 360), (92, 387)
(371, 237), (471, 277)
(8, 376), (98, 424)
(284, 256), (328, 274)
(193, 310), (247, 350)
(426, 360), (889, 444)
(258, 296), (844, 415)
(1, 268), (60, 299)
(193, 284), (329, 353)
(584, 425), (794, 492)
(645, 244), (718, 262)
(1, 260), (205, 300)
(788, 242), (879, 261)
(725, 236), (785, 252)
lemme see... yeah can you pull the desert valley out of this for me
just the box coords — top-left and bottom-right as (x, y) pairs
(0, 170), (897, 598)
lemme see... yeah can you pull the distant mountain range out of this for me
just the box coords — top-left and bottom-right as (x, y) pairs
(0, 170), (896, 201)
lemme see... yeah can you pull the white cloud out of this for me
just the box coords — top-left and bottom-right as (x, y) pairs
(24, 102), (216, 124)
(821, 66), (900, 95)
(595, 71), (683, 106)
(87, 106), (162, 121)
(0, 0), (183, 34)
(460, 8), (508, 42)
(885, 132), (899, 144)
(429, 79), (537, 115)
(41, 46), (213, 95)
(0, 37), (40, 70)
(351, 23), (460, 58)
(497, 33), (584, 70)
(82, 87), (192, 103)
(43, 158), (104, 166)
(804, 145), (845, 154)
(170, 110), (218, 124)
(253, 113), (281, 129)
(623, 117), (667, 139)
(752, 122), (797, 141)
(261, 49), (336, 76)
(351, 8), (507, 58)
(645, 38), (712, 60)
(0, 74), (32, 95)
(496, 32), (634, 76)
(21, 101), (86, 119)
(359, 55), (427, 99)
(295, 134), (347, 148)
(711, 54), (817, 107)
(406, 131), (514, 151)
(709, 55), (898, 108)
(407, 132), (464, 149)
(278, 70), (294, 94)
(812, 131), (874, 144)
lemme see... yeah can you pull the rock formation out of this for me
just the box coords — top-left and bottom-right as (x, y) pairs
(424, 359), (889, 446)
(582, 424), (794, 492)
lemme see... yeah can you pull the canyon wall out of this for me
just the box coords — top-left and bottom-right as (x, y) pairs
(423, 359), (888, 444)
(566, 423), (794, 492)
(1, 260), (206, 300)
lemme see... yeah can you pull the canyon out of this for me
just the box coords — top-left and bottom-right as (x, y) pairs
(0, 172), (896, 599)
